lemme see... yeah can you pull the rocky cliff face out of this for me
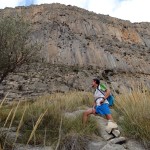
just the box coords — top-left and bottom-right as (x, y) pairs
(0, 3), (150, 100)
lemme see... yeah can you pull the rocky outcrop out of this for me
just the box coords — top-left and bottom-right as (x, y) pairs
(0, 63), (149, 101)
(14, 145), (53, 150)
(65, 109), (146, 150)
(0, 4), (150, 71)
(0, 3), (150, 100)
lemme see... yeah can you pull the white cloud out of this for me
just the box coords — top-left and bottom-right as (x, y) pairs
(0, 0), (22, 9)
(86, 0), (119, 15)
(111, 0), (150, 22)
(86, 0), (150, 22)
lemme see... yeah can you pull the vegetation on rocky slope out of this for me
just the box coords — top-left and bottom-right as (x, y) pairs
(0, 86), (150, 149)
(115, 85), (150, 147)
(0, 92), (97, 149)
(0, 16), (41, 83)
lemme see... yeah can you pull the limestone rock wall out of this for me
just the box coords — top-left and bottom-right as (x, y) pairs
(0, 3), (150, 73)
(0, 3), (150, 100)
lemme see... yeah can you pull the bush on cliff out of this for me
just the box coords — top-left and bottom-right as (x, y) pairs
(0, 16), (41, 83)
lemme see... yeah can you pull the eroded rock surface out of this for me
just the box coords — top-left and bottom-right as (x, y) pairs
(0, 3), (150, 100)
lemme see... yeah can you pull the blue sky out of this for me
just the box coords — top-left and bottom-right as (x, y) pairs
(0, 0), (150, 23)
(18, 0), (34, 6)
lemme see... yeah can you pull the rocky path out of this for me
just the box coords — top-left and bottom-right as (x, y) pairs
(64, 110), (147, 150)
(89, 116), (146, 150)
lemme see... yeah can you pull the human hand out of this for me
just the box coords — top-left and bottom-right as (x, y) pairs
(100, 100), (105, 104)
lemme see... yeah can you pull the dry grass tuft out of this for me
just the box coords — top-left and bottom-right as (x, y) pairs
(58, 133), (92, 150)
(1, 86), (149, 148)
(115, 86), (150, 147)
(0, 91), (95, 149)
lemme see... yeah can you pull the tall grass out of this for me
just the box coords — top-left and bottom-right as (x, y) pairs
(0, 91), (96, 149)
(115, 86), (150, 147)
(1, 86), (150, 149)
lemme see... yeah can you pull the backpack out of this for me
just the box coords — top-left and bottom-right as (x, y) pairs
(98, 83), (115, 107)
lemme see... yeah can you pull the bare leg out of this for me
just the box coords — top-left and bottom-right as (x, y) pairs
(105, 114), (113, 121)
(82, 108), (96, 125)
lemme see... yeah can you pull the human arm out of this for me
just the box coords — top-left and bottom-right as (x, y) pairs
(92, 101), (96, 109)
(100, 89), (111, 104)
(92, 101), (96, 113)
(104, 89), (111, 99)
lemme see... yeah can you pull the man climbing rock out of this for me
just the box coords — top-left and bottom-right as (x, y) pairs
(82, 78), (120, 137)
